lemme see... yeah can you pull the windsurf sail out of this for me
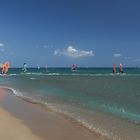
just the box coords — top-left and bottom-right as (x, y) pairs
(119, 63), (123, 73)
(71, 64), (77, 71)
(22, 63), (27, 73)
(2, 61), (10, 74)
(113, 64), (116, 73)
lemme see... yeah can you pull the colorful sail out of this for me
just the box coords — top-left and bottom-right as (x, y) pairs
(113, 64), (116, 73)
(2, 61), (10, 74)
(119, 63), (123, 73)
(71, 64), (77, 71)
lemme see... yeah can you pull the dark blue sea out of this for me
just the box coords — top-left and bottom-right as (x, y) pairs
(0, 67), (140, 140)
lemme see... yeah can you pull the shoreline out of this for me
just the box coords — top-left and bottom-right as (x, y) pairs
(0, 87), (109, 140)
(0, 88), (42, 140)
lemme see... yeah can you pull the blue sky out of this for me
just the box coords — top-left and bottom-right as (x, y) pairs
(0, 0), (140, 67)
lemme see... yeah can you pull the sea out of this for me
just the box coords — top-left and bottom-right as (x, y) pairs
(0, 67), (140, 140)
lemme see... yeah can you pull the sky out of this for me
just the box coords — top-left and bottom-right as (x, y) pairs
(0, 0), (140, 67)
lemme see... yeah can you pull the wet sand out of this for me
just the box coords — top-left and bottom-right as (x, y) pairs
(0, 88), (109, 140)
(0, 108), (43, 140)
(0, 88), (42, 140)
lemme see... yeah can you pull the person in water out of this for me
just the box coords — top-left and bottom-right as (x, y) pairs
(22, 63), (27, 73)
(119, 63), (123, 73)
(2, 61), (10, 74)
(71, 64), (77, 71)
(113, 64), (116, 73)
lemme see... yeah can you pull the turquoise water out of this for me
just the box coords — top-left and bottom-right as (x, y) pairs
(6, 67), (140, 75)
(1, 68), (140, 140)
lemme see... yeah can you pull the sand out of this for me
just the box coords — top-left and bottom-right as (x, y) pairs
(0, 88), (42, 140)
(0, 108), (43, 140)
(0, 88), (109, 140)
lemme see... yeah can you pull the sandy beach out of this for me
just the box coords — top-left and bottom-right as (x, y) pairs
(0, 108), (42, 140)
(0, 88), (109, 140)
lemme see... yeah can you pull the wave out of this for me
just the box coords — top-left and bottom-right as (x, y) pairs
(0, 74), (17, 77)
(88, 100), (140, 123)
(0, 86), (23, 96)
(1, 86), (140, 124)
(29, 77), (36, 80)
(0, 86), (112, 139)
(47, 73), (60, 75)
(1, 72), (140, 77)
(21, 72), (140, 77)
(102, 104), (140, 123)
(1, 86), (140, 140)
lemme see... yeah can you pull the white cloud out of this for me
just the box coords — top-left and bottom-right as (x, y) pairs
(0, 43), (4, 47)
(113, 53), (122, 57)
(54, 49), (61, 56)
(54, 46), (94, 58)
(0, 43), (5, 53)
(124, 57), (131, 60)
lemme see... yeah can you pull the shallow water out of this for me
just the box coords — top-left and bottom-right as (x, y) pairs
(0, 68), (140, 139)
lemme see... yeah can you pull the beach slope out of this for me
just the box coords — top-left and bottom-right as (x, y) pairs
(0, 88), (108, 140)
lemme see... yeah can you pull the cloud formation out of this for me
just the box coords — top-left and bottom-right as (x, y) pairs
(54, 46), (94, 58)
(0, 43), (4, 47)
(124, 57), (131, 60)
(113, 53), (122, 57)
